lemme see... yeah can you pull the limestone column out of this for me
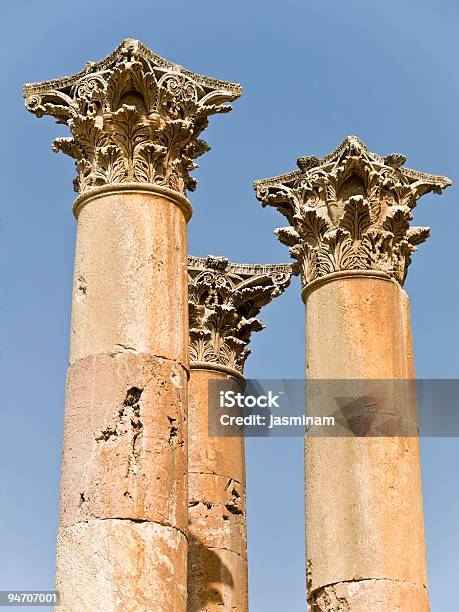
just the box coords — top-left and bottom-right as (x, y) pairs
(255, 136), (451, 611)
(23, 39), (241, 612)
(186, 255), (291, 611)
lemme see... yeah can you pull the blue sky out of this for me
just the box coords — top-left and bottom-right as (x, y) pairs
(1, 1), (458, 610)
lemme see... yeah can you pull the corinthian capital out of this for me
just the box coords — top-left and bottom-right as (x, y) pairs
(254, 136), (451, 287)
(188, 256), (292, 375)
(23, 39), (241, 196)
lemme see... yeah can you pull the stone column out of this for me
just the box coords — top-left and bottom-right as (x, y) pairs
(24, 39), (241, 612)
(255, 136), (451, 611)
(187, 256), (291, 611)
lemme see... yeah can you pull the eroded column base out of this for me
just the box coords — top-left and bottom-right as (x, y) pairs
(56, 519), (187, 612)
(308, 579), (429, 612)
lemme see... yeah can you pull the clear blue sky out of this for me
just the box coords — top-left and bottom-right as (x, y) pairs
(1, 1), (458, 610)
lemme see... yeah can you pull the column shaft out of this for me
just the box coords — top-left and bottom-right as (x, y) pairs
(187, 368), (248, 612)
(23, 38), (242, 612)
(305, 274), (428, 611)
(254, 135), (451, 612)
(57, 186), (190, 611)
(186, 256), (291, 611)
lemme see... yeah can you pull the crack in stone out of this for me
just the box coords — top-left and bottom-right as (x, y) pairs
(310, 576), (427, 592)
(113, 344), (138, 353)
(189, 470), (244, 485)
(204, 545), (248, 562)
(68, 517), (189, 540)
(98, 349), (190, 376)
(308, 576), (428, 610)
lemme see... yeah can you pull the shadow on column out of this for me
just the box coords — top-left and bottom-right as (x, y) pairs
(187, 534), (234, 611)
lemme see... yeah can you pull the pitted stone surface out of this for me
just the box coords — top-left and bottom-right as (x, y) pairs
(61, 351), (187, 533)
(188, 472), (247, 558)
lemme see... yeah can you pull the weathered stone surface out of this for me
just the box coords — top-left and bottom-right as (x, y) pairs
(305, 276), (428, 607)
(188, 369), (248, 611)
(188, 472), (246, 556)
(23, 39), (242, 196)
(54, 185), (191, 610)
(188, 368), (246, 483)
(189, 370), (246, 556)
(70, 188), (190, 367)
(57, 519), (187, 611)
(309, 578), (429, 612)
(305, 275), (414, 379)
(60, 351), (187, 533)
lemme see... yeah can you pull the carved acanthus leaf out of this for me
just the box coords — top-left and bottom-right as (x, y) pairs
(188, 256), (292, 374)
(254, 136), (451, 286)
(52, 138), (83, 160)
(24, 39), (242, 196)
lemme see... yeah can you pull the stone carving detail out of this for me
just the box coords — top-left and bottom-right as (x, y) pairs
(254, 136), (451, 286)
(23, 39), (242, 196)
(188, 256), (292, 373)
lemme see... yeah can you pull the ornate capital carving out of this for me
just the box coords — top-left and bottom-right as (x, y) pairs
(254, 136), (451, 287)
(188, 256), (292, 374)
(23, 39), (241, 196)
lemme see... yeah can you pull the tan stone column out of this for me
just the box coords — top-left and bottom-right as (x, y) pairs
(24, 40), (241, 612)
(255, 136), (451, 611)
(187, 256), (291, 611)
